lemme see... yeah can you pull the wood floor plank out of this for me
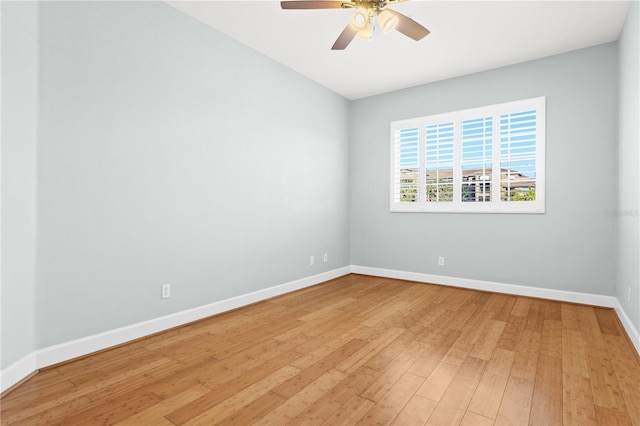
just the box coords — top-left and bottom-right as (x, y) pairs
(253, 368), (346, 424)
(166, 351), (301, 425)
(324, 395), (376, 425)
(494, 375), (535, 425)
(447, 297), (489, 335)
(441, 318), (487, 367)
(529, 354), (563, 426)
(2, 274), (639, 426)
(467, 347), (516, 420)
(406, 351), (443, 380)
(62, 348), (162, 388)
(482, 293), (517, 322)
(562, 303), (583, 331)
(460, 410), (495, 426)
(391, 394), (437, 425)
(182, 365), (301, 425)
(469, 319), (506, 361)
(146, 357), (219, 399)
(524, 301), (545, 333)
(59, 389), (163, 425)
(511, 297), (532, 317)
(496, 314), (526, 352)
(425, 356), (487, 425)
(562, 329), (590, 377)
(85, 356), (181, 401)
(510, 330), (541, 381)
(595, 405), (634, 426)
(360, 300), (412, 328)
(540, 319), (563, 359)
(414, 360), (460, 402)
(334, 327), (406, 374)
(543, 300), (562, 321)
(563, 372), (598, 425)
(357, 373), (425, 425)
(359, 339), (427, 402)
(288, 366), (379, 424)
(603, 334), (640, 426)
(6, 395), (94, 426)
(594, 307), (622, 336)
(271, 338), (366, 399)
(111, 384), (210, 425)
(215, 391), (286, 426)
(0, 375), (76, 414)
(288, 336), (353, 370)
(364, 323), (428, 373)
(297, 297), (357, 323)
(587, 351), (628, 412)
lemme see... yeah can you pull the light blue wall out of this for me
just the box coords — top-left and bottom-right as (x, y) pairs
(349, 43), (619, 296)
(34, 1), (350, 348)
(617, 0), (639, 333)
(1, 1), (39, 369)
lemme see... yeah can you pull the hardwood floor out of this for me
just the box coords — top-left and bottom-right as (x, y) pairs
(2, 274), (639, 425)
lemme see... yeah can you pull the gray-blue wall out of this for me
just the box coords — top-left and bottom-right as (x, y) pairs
(349, 43), (619, 296)
(1, 1), (39, 369)
(34, 1), (350, 349)
(617, 0), (639, 332)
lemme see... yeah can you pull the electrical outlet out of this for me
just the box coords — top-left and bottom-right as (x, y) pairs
(628, 287), (631, 302)
(438, 256), (445, 266)
(310, 256), (315, 266)
(324, 253), (328, 263)
(161, 283), (171, 299)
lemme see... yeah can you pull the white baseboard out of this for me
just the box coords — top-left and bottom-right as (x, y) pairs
(351, 265), (640, 355)
(613, 300), (640, 356)
(2, 265), (638, 393)
(0, 352), (37, 394)
(1, 267), (350, 393)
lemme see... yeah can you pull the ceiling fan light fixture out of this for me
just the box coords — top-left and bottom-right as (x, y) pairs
(356, 24), (373, 40)
(349, 7), (369, 30)
(280, 0), (430, 50)
(378, 9), (398, 33)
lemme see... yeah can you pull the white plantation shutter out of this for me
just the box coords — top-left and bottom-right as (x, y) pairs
(461, 116), (493, 203)
(425, 122), (455, 203)
(392, 127), (420, 203)
(500, 109), (538, 202)
(390, 97), (545, 213)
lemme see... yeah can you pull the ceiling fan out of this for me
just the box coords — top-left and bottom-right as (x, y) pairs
(281, 0), (430, 50)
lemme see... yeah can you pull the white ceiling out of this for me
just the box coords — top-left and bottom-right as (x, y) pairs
(166, 0), (631, 100)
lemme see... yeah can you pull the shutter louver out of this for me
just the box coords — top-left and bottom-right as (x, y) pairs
(500, 110), (537, 202)
(426, 122), (454, 202)
(393, 127), (419, 203)
(461, 117), (493, 203)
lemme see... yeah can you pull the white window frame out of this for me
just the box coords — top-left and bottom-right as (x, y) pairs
(390, 97), (546, 213)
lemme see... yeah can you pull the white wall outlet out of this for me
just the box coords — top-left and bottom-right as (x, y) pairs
(161, 283), (171, 299)
(628, 286), (631, 302)
(438, 256), (445, 266)
(310, 256), (315, 266)
(323, 253), (328, 263)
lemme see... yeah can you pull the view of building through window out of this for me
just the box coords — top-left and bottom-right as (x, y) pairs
(399, 167), (537, 203)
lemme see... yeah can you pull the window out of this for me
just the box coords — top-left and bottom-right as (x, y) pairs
(391, 97), (545, 213)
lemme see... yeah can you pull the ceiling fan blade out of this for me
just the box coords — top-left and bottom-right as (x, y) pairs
(387, 9), (430, 41)
(331, 24), (358, 50)
(281, 1), (349, 9)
